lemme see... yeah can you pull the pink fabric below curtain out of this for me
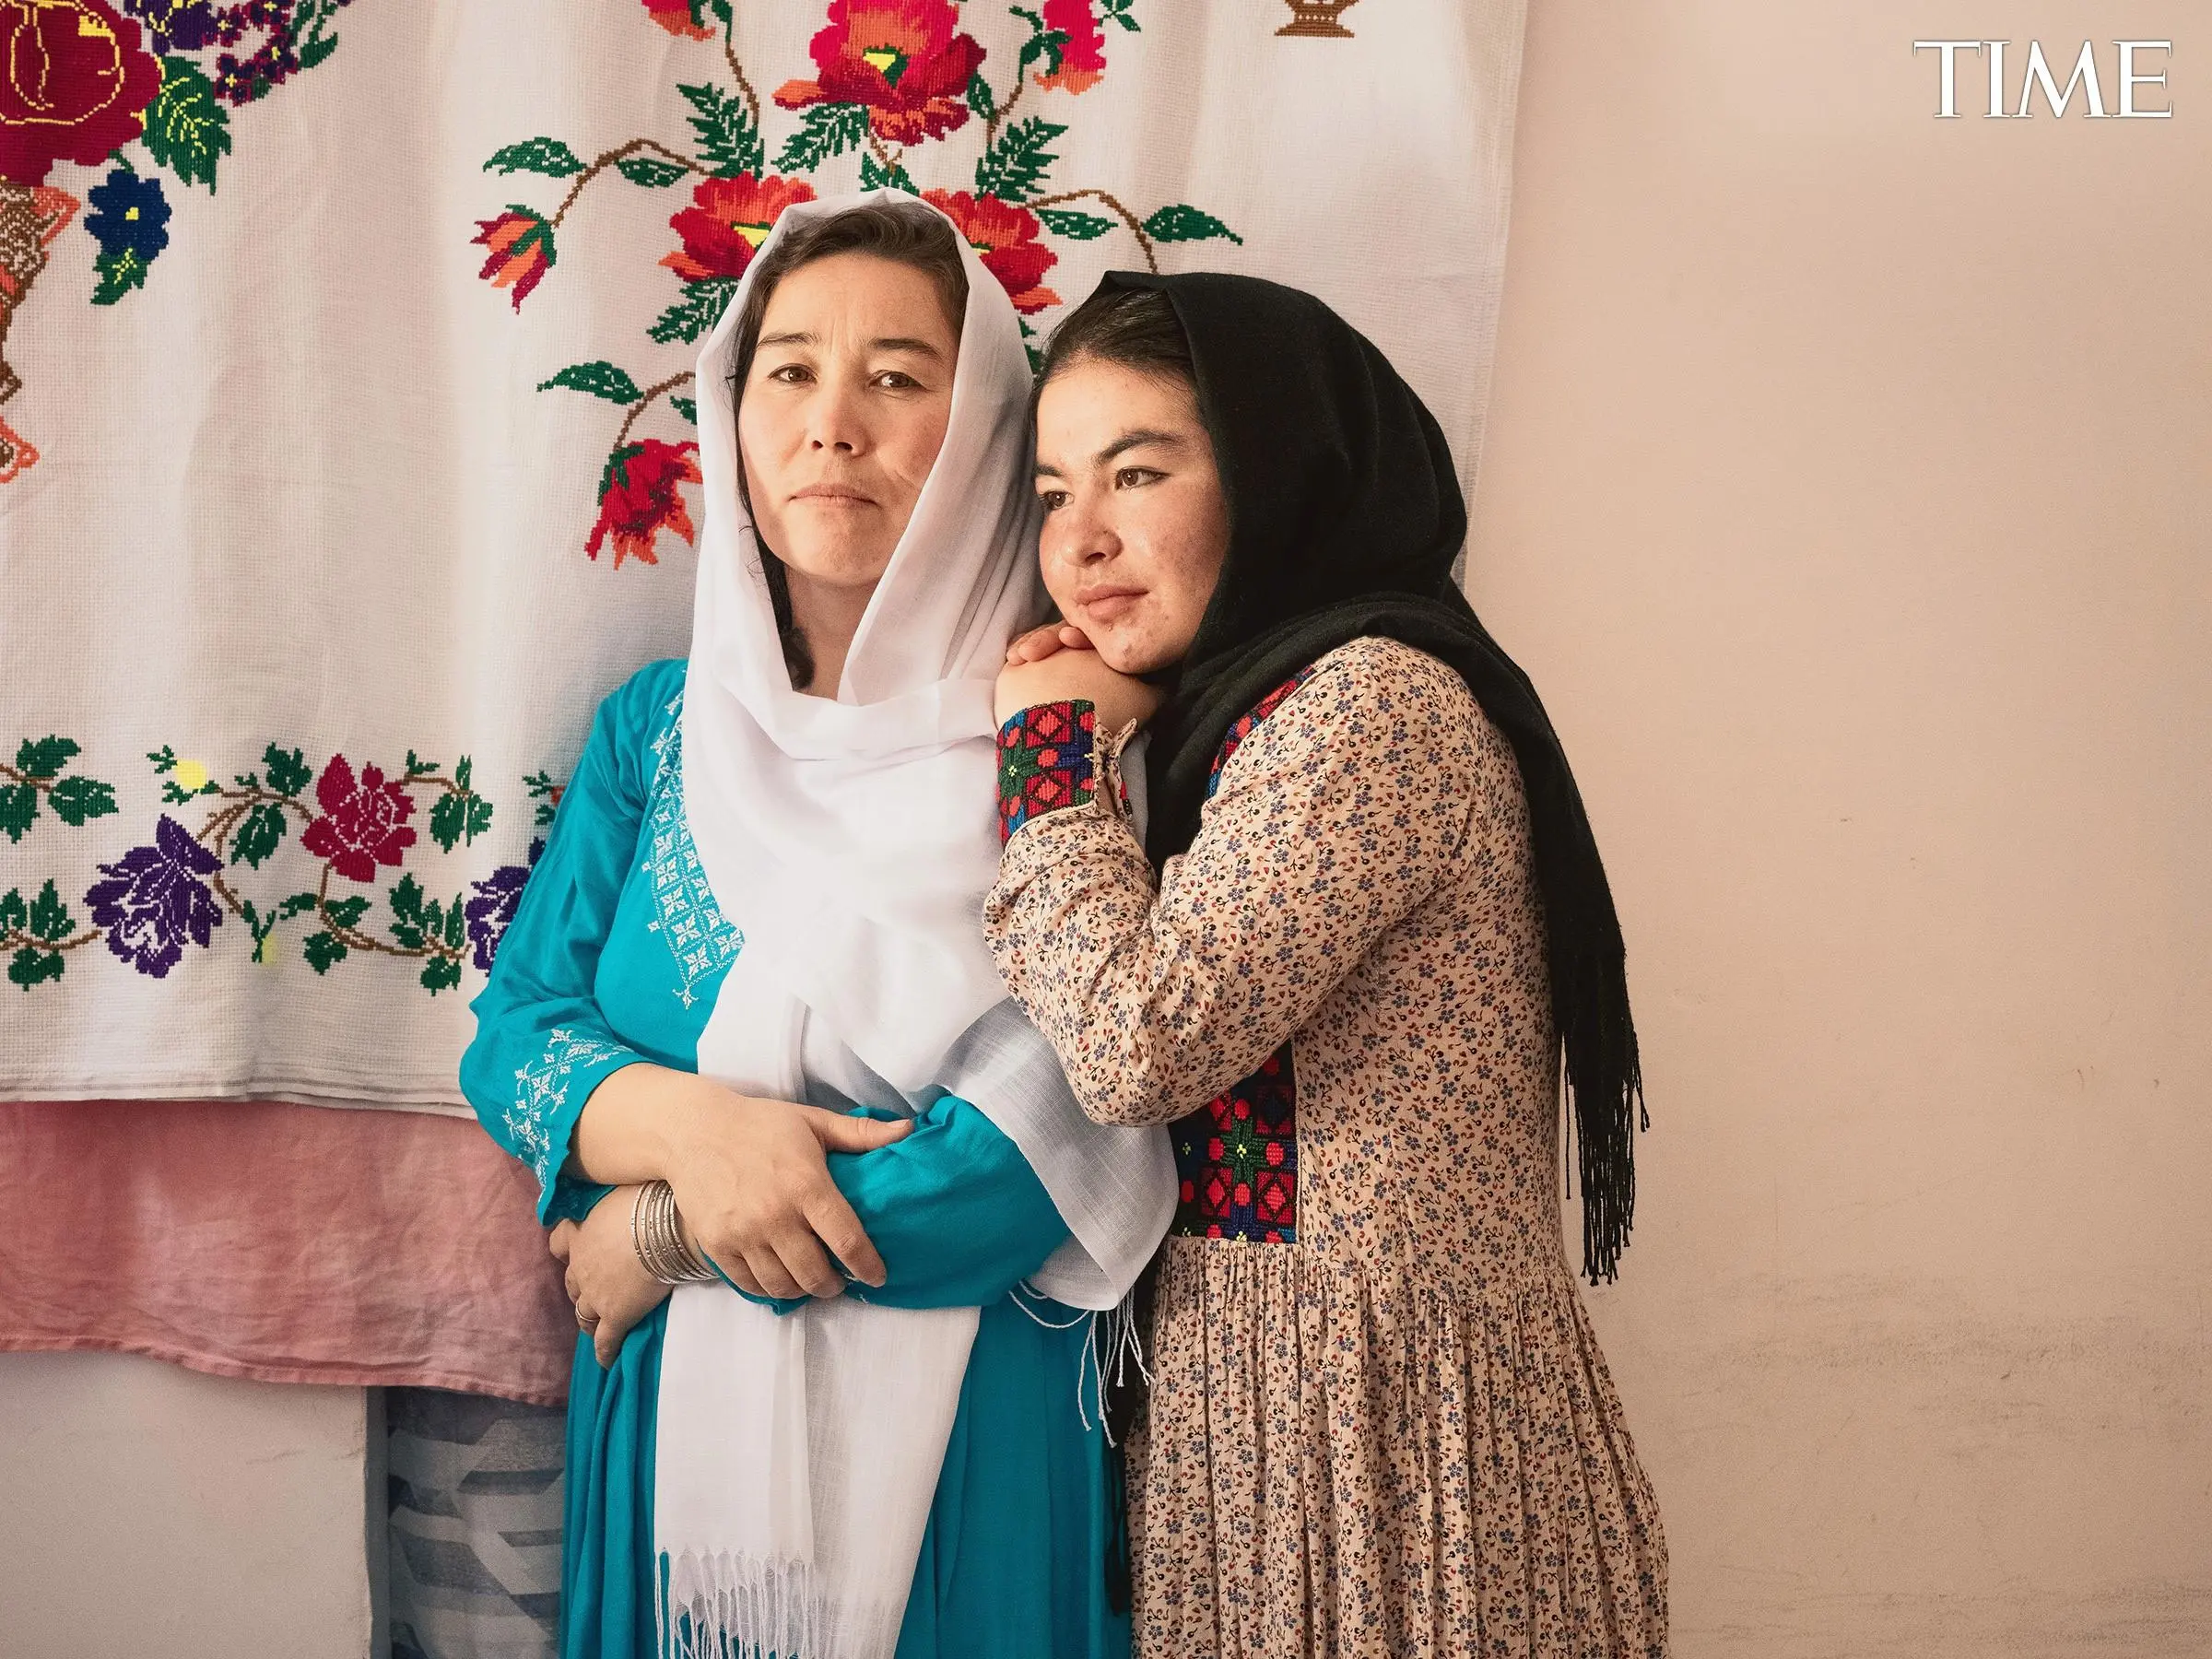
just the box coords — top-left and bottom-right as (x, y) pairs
(0, 1100), (574, 1406)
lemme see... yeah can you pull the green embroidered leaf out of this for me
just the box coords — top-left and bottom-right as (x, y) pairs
(420, 895), (446, 940)
(1101, 0), (1138, 30)
(0, 888), (25, 932)
(389, 871), (427, 947)
(965, 71), (996, 124)
(537, 361), (643, 404)
(776, 102), (870, 172)
(264, 744), (312, 796)
(17, 736), (78, 780)
(295, 0), (343, 69)
(302, 930), (348, 973)
(974, 118), (1066, 205)
(420, 956), (464, 994)
(231, 803), (288, 868)
(443, 896), (467, 950)
(524, 771), (562, 828)
(47, 775), (117, 826)
(1142, 204), (1243, 245)
(0, 785), (36, 842)
(1037, 207), (1114, 241)
(649, 279), (739, 346)
(144, 58), (231, 193)
(147, 746), (177, 772)
(705, 0), (732, 25)
(91, 244), (150, 304)
(324, 894), (371, 929)
(405, 749), (439, 778)
(859, 151), (917, 194)
(1012, 8), (1070, 77)
(465, 795), (495, 844)
(429, 792), (465, 853)
(678, 83), (765, 177)
(26, 879), (70, 942)
(670, 394), (698, 425)
(616, 154), (690, 189)
(7, 947), (62, 991)
(277, 891), (321, 921)
(485, 137), (585, 178)
(453, 757), (473, 792)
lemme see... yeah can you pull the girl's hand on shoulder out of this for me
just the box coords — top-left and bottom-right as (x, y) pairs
(551, 1190), (670, 1370)
(994, 626), (1161, 733)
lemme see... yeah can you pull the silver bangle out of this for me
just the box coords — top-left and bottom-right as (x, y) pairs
(631, 1180), (715, 1285)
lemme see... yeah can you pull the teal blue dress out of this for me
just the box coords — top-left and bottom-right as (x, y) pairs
(461, 660), (1127, 1659)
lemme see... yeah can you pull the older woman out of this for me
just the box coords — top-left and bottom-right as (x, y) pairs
(986, 275), (1669, 1657)
(463, 197), (1171, 1659)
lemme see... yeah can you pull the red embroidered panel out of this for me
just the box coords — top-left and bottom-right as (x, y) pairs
(1170, 1042), (1297, 1243)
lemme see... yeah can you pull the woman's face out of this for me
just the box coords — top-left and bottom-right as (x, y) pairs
(1033, 356), (1230, 676)
(738, 252), (960, 594)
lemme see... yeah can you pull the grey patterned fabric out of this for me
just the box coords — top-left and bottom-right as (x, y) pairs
(385, 1387), (564, 1659)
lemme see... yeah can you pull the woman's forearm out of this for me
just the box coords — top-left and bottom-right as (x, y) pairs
(567, 1062), (713, 1186)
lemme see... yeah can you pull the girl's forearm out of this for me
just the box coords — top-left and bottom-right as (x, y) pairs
(568, 1062), (713, 1186)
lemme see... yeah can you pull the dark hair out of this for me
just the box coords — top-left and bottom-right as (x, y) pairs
(1036, 283), (1196, 394)
(726, 202), (969, 689)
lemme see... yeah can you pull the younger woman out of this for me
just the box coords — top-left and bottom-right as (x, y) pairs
(987, 275), (1669, 1657)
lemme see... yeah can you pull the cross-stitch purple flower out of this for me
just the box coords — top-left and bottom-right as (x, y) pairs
(122, 0), (222, 53)
(85, 814), (225, 978)
(464, 838), (542, 972)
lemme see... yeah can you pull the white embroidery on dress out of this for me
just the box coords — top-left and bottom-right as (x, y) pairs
(508, 1025), (628, 1189)
(644, 692), (742, 1006)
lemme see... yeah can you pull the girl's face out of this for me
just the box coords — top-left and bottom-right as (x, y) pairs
(738, 252), (960, 594)
(1032, 356), (1230, 676)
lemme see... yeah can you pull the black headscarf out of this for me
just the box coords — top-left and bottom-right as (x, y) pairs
(1103, 269), (1648, 1282)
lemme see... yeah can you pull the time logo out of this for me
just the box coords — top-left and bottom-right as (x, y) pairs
(1912, 40), (2172, 118)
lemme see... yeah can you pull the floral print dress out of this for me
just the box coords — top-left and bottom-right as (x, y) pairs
(986, 637), (1668, 1659)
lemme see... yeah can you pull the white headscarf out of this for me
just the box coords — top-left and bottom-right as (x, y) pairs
(655, 191), (1173, 1659)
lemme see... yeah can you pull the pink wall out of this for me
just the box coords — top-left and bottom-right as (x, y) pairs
(1475, 4), (2209, 1652)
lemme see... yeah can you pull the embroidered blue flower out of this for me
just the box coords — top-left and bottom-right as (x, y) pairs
(83, 170), (173, 265)
(465, 837), (542, 971)
(85, 814), (224, 978)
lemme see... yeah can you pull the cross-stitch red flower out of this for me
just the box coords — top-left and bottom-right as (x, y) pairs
(588, 439), (701, 569)
(773, 0), (985, 147)
(1034, 0), (1107, 94)
(923, 189), (1059, 314)
(0, 0), (161, 187)
(472, 206), (555, 311)
(661, 173), (817, 283)
(302, 757), (418, 884)
(639, 0), (712, 41)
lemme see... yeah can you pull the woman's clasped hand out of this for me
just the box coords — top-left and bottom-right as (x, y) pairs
(551, 1072), (911, 1363)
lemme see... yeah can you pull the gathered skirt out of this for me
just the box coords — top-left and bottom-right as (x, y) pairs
(1128, 1241), (1668, 1658)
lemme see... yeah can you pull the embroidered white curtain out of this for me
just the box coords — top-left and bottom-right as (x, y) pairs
(0, 0), (1528, 1110)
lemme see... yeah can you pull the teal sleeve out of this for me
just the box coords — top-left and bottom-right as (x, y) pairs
(731, 1095), (1071, 1315)
(458, 673), (663, 1225)
(830, 1094), (1071, 1310)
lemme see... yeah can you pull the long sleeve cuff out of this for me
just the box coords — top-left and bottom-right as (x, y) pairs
(997, 700), (1100, 841)
(502, 1029), (643, 1225)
